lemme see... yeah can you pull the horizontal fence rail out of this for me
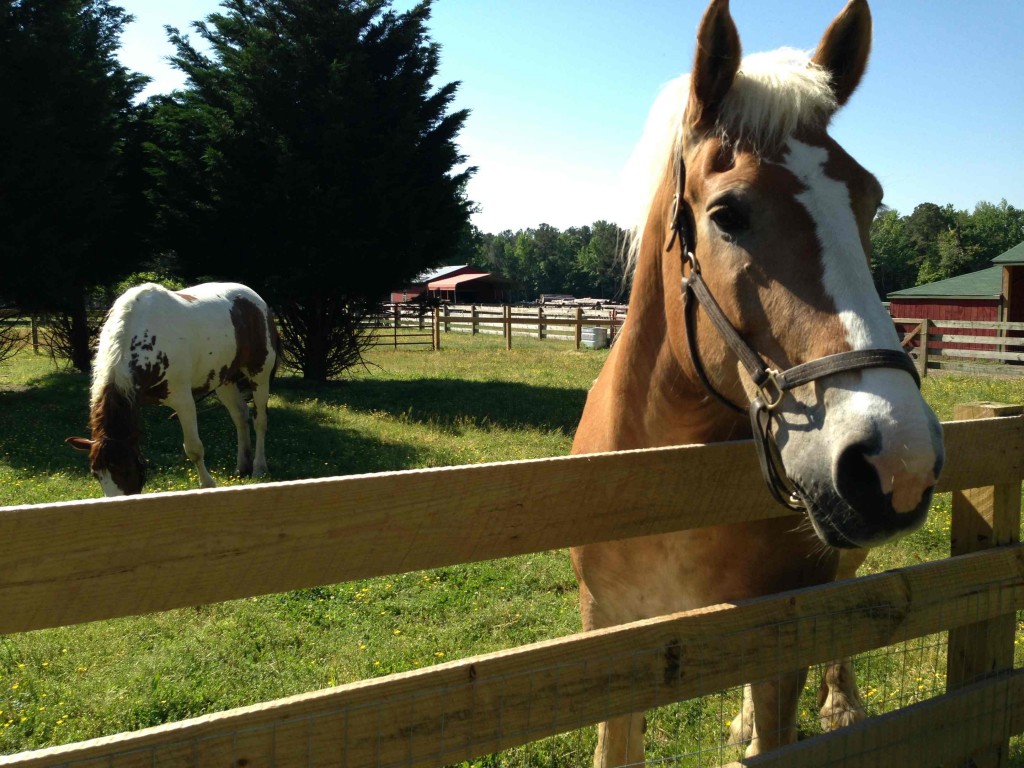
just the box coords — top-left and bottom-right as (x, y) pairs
(893, 317), (1024, 377)
(2, 413), (1023, 767)
(4, 545), (1023, 768)
(3, 416), (1021, 635)
(720, 671), (1024, 768)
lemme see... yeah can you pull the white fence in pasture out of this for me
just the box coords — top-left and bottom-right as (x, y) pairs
(363, 304), (627, 350)
(2, 404), (1024, 767)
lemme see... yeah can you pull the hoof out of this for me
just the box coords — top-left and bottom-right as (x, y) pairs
(819, 691), (866, 731)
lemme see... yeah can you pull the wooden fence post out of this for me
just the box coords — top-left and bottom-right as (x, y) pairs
(575, 307), (583, 350)
(31, 317), (40, 354)
(505, 306), (512, 351)
(393, 304), (399, 349)
(471, 305), (479, 335)
(610, 309), (618, 343)
(946, 401), (1023, 768)
(432, 307), (440, 351)
(537, 306), (544, 340)
(443, 305), (450, 334)
(917, 319), (930, 378)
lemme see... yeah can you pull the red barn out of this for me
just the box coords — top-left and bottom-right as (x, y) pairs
(391, 265), (517, 305)
(888, 241), (1024, 351)
(887, 266), (1003, 324)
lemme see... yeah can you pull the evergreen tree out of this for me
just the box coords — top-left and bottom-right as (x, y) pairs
(149, 0), (473, 380)
(0, 0), (148, 371)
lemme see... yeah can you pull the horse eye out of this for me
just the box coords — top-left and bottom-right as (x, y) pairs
(710, 205), (748, 233)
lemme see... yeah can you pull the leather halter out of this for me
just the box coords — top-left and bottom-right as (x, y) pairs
(666, 154), (921, 511)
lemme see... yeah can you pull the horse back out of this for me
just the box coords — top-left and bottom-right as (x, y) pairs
(122, 283), (276, 403)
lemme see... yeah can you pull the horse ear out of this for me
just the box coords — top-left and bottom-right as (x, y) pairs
(66, 437), (94, 452)
(813, 0), (872, 106)
(688, 0), (741, 132)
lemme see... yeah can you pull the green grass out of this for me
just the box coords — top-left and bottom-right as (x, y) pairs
(1, 336), (1023, 765)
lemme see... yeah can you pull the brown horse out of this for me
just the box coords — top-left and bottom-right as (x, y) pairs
(570, 0), (944, 764)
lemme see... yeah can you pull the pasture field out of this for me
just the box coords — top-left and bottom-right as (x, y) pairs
(2, 334), (1024, 765)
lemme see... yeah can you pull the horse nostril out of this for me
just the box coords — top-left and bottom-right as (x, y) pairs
(834, 441), (883, 514)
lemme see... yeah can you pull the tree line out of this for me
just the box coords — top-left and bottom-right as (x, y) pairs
(870, 200), (1024, 297)
(460, 197), (1024, 306)
(457, 221), (628, 302)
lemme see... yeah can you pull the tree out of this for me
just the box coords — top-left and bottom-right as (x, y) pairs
(574, 220), (626, 299)
(903, 203), (953, 285)
(0, 0), (149, 371)
(869, 208), (916, 297)
(963, 199), (1024, 265)
(149, 0), (473, 380)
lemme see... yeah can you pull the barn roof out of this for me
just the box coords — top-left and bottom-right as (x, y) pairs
(427, 272), (516, 291)
(412, 265), (470, 284)
(887, 266), (1003, 300)
(991, 240), (1024, 265)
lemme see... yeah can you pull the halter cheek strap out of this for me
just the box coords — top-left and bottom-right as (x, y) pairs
(668, 159), (921, 511)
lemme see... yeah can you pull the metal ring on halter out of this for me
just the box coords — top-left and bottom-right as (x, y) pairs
(759, 369), (786, 411)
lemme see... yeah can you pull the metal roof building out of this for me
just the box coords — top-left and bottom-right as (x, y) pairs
(888, 241), (1024, 325)
(391, 265), (517, 304)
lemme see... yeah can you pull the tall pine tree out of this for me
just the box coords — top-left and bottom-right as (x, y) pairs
(149, 0), (473, 380)
(0, 0), (148, 371)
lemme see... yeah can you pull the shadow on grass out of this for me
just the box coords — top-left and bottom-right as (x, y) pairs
(1, 371), (589, 485)
(0, 370), (94, 476)
(272, 376), (589, 435)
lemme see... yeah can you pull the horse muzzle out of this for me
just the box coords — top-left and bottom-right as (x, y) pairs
(779, 391), (945, 549)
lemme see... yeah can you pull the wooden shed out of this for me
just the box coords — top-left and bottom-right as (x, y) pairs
(888, 241), (1024, 352)
(391, 265), (518, 305)
(887, 266), (1003, 324)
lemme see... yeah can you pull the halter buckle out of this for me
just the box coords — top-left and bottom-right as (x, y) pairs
(759, 369), (786, 410)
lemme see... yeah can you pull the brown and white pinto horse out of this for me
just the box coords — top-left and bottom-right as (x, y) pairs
(571, 1), (943, 764)
(67, 282), (278, 496)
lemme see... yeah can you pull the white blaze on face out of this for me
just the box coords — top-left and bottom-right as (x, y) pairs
(96, 470), (125, 497)
(781, 139), (939, 511)
(782, 139), (898, 351)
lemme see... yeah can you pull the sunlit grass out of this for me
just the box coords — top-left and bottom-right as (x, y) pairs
(2, 337), (1023, 763)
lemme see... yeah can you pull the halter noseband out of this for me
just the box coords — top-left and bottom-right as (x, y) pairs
(667, 156), (920, 511)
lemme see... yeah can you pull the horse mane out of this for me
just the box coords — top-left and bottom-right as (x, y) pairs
(621, 47), (839, 275)
(90, 283), (167, 408)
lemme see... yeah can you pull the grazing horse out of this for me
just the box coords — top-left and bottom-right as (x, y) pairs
(67, 282), (278, 496)
(570, 0), (944, 764)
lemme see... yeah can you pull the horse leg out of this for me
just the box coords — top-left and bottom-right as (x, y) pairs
(173, 397), (217, 488)
(728, 684), (755, 744)
(217, 383), (254, 476)
(250, 379), (270, 477)
(743, 668), (808, 758)
(594, 714), (646, 768)
(818, 548), (867, 731)
(578, 581), (646, 768)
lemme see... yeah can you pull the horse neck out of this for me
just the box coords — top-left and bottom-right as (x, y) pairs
(615, 220), (749, 447)
(90, 382), (140, 444)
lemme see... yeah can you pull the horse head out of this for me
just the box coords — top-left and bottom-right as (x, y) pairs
(652, 0), (943, 547)
(67, 383), (147, 496)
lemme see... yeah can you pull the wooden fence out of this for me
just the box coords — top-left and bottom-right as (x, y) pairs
(2, 406), (1023, 767)
(363, 304), (627, 351)
(895, 317), (1024, 378)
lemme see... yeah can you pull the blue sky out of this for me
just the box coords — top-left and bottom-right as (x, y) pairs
(117, 0), (1024, 234)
